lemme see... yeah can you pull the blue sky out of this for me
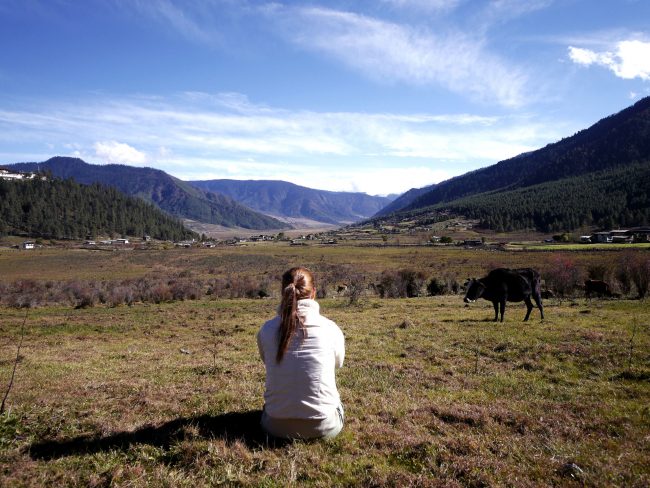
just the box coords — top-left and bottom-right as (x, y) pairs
(1, 0), (649, 196)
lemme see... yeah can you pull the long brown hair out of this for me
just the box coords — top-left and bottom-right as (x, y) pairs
(277, 267), (315, 362)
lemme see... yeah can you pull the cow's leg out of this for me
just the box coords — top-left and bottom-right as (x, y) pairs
(533, 294), (544, 320)
(499, 300), (506, 322)
(492, 301), (499, 321)
(523, 296), (533, 321)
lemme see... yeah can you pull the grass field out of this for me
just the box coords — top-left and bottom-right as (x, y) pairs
(0, 246), (649, 486)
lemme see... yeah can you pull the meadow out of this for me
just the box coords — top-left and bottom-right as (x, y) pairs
(0, 244), (649, 486)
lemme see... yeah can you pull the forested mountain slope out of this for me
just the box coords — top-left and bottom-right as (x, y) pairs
(0, 176), (196, 240)
(374, 184), (436, 217)
(385, 162), (650, 232)
(6, 158), (288, 230)
(370, 97), (650, 232)
(382, 96), (650, 216)
(190, 179), (393, 224)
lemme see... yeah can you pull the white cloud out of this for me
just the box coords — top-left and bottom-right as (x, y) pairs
(94, 141), (148, 165)
(274, 7), (528, 107)
(568, 40), (650, 81)
(0, 92), (568, 194)
(127, 0), (216, 44)
(380, 0), (462, 12)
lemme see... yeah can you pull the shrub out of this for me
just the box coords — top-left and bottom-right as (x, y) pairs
(108, 286), (135, 307)
(615, 255), (634, 296)
(169, 280), (203, 301)
(427, 275), (461, 296)
(544, 255), (582, 298)
(378, 269), (426, 298)
(629, 254), (650, 298)
(64, 281), (98, 309)
(146, 282), (173, 303)
(587, 263), (613, 283)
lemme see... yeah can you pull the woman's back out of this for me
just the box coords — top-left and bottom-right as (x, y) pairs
(258, 298), (344, 419)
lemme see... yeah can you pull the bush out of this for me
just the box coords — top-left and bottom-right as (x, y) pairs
(629, 254), (650, 298)
(377, 269), (426, 298)
(427, 275), (459, 296)
(615, 255), (634, 296)
(107, 286), (135, 307)
(64, 281), (98, 309)
(587, 264), (612, 282)
(544, 255), (582, 298)
(146, 283), (173, 303)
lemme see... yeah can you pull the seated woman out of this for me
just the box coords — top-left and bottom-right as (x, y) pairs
(257, 266), (345, 440)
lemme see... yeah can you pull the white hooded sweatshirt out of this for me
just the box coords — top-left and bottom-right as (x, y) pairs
(257, 299), (345, 420)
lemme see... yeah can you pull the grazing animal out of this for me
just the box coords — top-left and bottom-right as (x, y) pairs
(541, 289), (555, 299)
(464, 268), (544, 322)
(584, 279), (611, 298)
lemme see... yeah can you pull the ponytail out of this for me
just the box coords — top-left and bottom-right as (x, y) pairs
(276, 267), (314, 362)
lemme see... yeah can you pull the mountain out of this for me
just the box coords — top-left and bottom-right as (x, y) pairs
(5, 157), (288, 230)
(189, 179), (394, 225)
(373, 96), (650, 231)
(0, 175), (197, 241)
(374, 184), (436, 217)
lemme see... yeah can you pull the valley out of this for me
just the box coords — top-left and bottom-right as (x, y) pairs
(0, 243), (648, 486)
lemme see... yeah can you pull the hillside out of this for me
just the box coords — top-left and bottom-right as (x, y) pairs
(374, 184), (436, 217)
(0, 176), (196, 240)
(5, 158), (289, 230)
(382, 161), (650, 232)
(374, 96), (650, 231)
(189, 179), (393, 225)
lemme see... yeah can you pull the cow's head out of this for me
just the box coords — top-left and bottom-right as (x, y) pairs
(463, 278), (485, 303)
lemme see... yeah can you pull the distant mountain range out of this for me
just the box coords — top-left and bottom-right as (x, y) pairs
(372, 96), (650, 232)
(6, 157), (288, 230)
(190, 179), (394, 225)
(4, 157), (393, 230)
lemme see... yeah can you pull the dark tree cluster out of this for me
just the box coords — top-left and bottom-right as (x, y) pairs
(446, 162), (650, 232)
(0, 176), (197, 241)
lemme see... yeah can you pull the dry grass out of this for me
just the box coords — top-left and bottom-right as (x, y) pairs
(0, 246), (649, 486)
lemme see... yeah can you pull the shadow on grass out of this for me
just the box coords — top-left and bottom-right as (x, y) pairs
(442, 318), (494, 323)
(28, 410), (287, 460)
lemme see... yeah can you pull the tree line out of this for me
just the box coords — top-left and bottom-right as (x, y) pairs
(387, 161), (650, 233)
(0, 176), (197, 241)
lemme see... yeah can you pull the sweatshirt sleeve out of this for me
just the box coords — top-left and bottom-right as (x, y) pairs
(256, 329), (265, 363)
(334, 325), (345, 369)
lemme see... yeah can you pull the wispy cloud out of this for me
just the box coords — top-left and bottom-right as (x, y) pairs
(271, 6), (529, 107)
(380, 0), (463, 13)
(568, 40), (650, 81)
(125, 0), (217, 44)
(482, 0), (553, 26)
(0, 92), (568, 194)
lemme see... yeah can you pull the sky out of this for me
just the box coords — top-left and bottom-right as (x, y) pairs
(1, 0), (649, 196)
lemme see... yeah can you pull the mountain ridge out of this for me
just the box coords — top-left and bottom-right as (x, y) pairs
(367, 96), (650, 232)
(189, 179), (393, 225)
(5, 157), (289, 230)
(388, 96), (650, 216)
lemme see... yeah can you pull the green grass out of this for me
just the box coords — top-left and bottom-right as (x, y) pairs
(1, 294), (648, 486)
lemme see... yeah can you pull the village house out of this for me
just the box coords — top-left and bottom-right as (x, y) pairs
(0, 169), (40, 181)
(609, 230), (633, 244)
(22, 241), (35, 250)
(591, 231), (613, 243)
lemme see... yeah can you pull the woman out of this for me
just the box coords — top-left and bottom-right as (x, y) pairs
(257, 266), (345, 440)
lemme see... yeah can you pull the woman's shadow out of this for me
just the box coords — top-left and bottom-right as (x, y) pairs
(28, 410), (287, 460)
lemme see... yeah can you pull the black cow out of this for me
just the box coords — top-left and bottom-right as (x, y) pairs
(464, 268), (544, 322)
(584, 279), (611, 299)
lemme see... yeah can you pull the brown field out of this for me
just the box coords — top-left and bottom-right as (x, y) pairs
(0, 244), (649, 486)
